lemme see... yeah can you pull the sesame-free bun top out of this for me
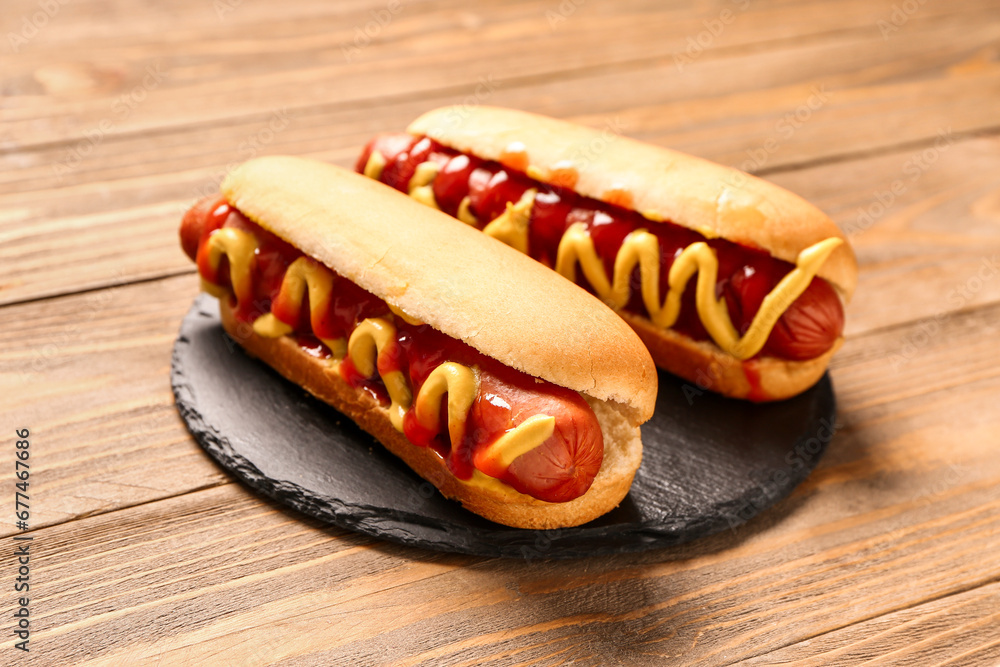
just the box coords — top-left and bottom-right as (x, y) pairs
(222, 156), (657, 422)
(408, 106), (858, 301)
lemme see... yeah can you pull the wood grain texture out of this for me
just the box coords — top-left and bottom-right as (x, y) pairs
(744, 581), (1000, 665)
(2, 0), (998, 663)
(3, 437), (997, 665)
(3, 132), (998, 339)
(6, 13), (1000, 195)
(0, 249), (997, 539)
(1, 273), (998, 664)
(0, 274), (227, 534)
(775, 136), (1000, 337)
(4, 0), (996, 148)
(2, 4), (1000, 307)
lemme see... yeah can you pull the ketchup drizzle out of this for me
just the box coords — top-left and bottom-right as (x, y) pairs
(357, 135), (845, 361)
(189, 203), (603, 503)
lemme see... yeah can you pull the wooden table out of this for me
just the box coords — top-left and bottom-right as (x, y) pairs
(3, 0), (999, 664)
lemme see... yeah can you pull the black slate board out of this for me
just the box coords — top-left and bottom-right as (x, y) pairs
(171, 295), (836, 559)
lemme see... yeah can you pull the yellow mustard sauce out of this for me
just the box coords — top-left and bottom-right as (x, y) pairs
(252, 257), (348, 358)
(197, 225), (555, 488)
(477, 414), (556, 469)
(411, 362), (478, 446)
(363, 150), (386, 180)
(408, 161), (441, 210)
(456, 196), (477, 225)
(463, 469), (533, 495)
(558, 229), (842, 359)
(201, 227), (258, 306)
(387, 303), (424, 326)
(347, 317), (414, 431)
(481, 189), (536, 255)
(401, 160), (843, 361)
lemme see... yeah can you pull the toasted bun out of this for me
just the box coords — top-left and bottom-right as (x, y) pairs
(219, 300), (642, 529)
(222, 156), (656, 423)
(404, 106), (855, 400)
(408, 106), (858, 301)
(621, 313), (841, 402)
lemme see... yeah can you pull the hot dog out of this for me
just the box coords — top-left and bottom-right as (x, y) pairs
(179, 156), (657, 529)
(356, 107), (859, 401)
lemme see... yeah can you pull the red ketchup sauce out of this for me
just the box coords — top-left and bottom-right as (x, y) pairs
(181, 198), (603, 503)
(357, 135), (845, 361)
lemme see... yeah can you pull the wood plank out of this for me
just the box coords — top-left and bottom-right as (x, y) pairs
(2, 125), (999, 344)
(776, 136), (1000, 337)
(743, 581), (1000, 666)
(0, 276), (1000, 664)
(2, 227), (999, 536)
(1, 404), (996, 665)
(6, 11), (1000, 197)
(3, 11), (999, 310)
(4, 1), (996, 663)
(0, 273), (228, 533)
(5, 0), (996, 148)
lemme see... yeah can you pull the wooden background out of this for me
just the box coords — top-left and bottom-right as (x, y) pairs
(2, 0), (1000, 664)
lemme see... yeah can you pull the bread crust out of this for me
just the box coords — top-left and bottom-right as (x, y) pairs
(408, 105), (858, 301)
(220, 300), (641, 529)
(222, 157), (656, 423)
(404, 106), (855, 400)
(621, 312), (840, 402)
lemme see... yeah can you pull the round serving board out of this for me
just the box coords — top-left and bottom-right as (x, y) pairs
(171, 295), (836, 559)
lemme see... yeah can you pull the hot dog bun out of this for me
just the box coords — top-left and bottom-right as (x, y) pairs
(623, 313), (841, 401)
(401, 106), (858, 400)
(408, 106), (857, 300)
(213, 156), (656, 528)
(219, 299), (643, 529)
(224, 156), (656, 421)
